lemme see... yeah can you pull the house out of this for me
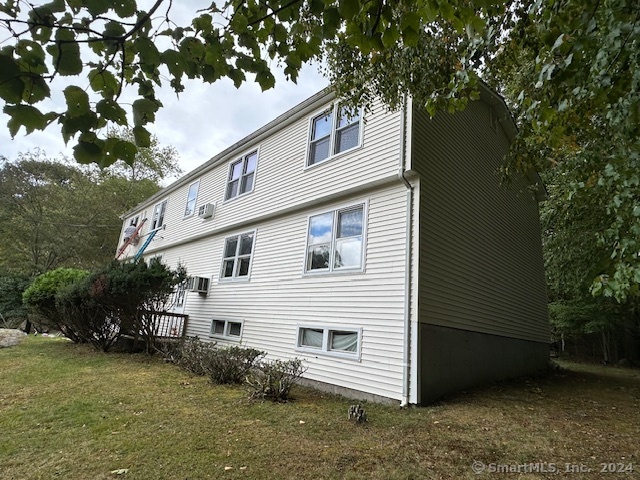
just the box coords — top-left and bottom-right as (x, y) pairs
(117, 84), (549, 405)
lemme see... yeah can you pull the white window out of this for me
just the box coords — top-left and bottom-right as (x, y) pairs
(210, 319), (243, 339)
(306, 204), (365, 273)
(184, 181), (199, 217)
(151, 200), (167, 230)
(297, 326), (362, 358)
(220, 231), (255, 280)
(129, 215), (139, 227)
(308, 104), (361, 166)
(226, 151), (258, 200)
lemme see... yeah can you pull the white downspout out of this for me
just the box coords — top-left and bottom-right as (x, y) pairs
(398, 96), (413, 407)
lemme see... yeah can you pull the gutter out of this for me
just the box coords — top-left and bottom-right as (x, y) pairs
(398, 95), (412, 407)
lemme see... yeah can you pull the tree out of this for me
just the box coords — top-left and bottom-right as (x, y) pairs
(1, 0), (637, 298)
(0, 138), (178, 274)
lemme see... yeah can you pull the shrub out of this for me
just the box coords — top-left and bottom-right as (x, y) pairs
(22, 268), (89, 341)
(246, 358), (307, 402)
(166, 336), (218, 376)
(168, 338), (265, 384)
(204, 346), (266, 385)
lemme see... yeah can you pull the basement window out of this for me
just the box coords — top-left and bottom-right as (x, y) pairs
(296, 326), (361, 359)
(210, 319), (243, 340)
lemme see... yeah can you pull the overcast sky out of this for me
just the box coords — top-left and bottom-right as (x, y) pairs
(0, 2), (329, 184)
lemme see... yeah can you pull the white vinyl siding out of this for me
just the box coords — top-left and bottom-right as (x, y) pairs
(184, 181), (199, 217)
(412, 100), (548, 343)
(154, 183), (408, 400)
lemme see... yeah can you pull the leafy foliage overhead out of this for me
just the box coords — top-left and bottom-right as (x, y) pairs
(0, 0), (638, 300)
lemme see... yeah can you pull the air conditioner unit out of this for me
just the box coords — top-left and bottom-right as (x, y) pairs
(198, 203), (215, 219)
(188, 276), (210, 294)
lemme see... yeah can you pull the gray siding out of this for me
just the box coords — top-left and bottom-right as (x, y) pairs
(412, 99), (549, 343)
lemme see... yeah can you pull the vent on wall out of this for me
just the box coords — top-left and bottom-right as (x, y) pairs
(188, 276), (210, 294)
(198, 203), (215, 219)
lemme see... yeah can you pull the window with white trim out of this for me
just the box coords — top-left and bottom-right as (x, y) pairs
(306, 204), (364, 272)
(297, 326), (361, 357)
(220, 231), (255, 279)
(210, 319), (243, 339)
(226, 151), (257, 200)
(308, 104), (361, 166)
(151, 200), (167, 230)
(184, 181), (199, 217)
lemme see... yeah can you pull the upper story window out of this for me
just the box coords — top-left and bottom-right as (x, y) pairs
(308, 104), (362, 166)
(129, 215), (139, 227)
(306, 204), (365, 273)
(151, 200), (167, 230)
(220, 231), (255, 280)
(226, 151), (258, 200)
(184, 181), (199, 217)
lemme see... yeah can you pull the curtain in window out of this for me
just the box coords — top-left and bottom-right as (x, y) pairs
(302, 328), (323, 348)
(330, 331), (358, 352)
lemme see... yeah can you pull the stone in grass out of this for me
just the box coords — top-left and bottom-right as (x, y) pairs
(0, 329), (26, 348)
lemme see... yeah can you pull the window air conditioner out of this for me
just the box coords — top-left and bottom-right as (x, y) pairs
(198, 203), (215, 219)
(188, 276), (210, 294)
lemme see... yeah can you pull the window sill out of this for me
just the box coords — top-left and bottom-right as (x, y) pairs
(304, 144), (362, 171)
(218, 276), (251, 283)
(302, 267), (365, 277)
(295, 346), (361, 362)
(222, 189), (255, 205)
(210, 334), (242, 343)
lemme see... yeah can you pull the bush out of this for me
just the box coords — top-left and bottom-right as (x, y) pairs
(54, 259), (187, 352)
(204, 346), (266, 385)
(246, 358), (307, 402)
(22, 268), (89, 341)
(165, 336), (218, 376)
(168, 338), (265, 384)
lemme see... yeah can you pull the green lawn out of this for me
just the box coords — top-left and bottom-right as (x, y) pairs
(1, 336), (639, 479)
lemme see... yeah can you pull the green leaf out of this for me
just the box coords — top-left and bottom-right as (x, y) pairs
(132, 125), (151, 147)
(73, 141), (103, 165)
(22, 75), (50, 104)
(63, 86), (90, 118)
(3, 104), (48, 137)
(0, 54), (25, 103)
(338, 0), (360, 19)
(112, 139), (138, 165)
(46, 29), (82, 76)
(96, 98), (128, 125)
(15, 40), (48, 74)
(112, 0), (136, 17)
(132, 98), (159, 126)
(402, 26), (420, 47)
(85, 0), (110, 16)
(256, 70), (275, 91)
(104, 21), (126, 38)
(89, 69), (119, 97)
(135, 37), (161, 69)
(160, 49), (186, 79)
(228, 68), (246, 88)
(322, 8), (341, 39)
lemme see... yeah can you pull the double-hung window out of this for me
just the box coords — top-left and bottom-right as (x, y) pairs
(306, 204), (365, 273)
(151, 200), (167, 230)
(184, 181), (199, 217)
(220, 231), (255, 279)
(226, 151), (258, 200)
(297, 326), (362, 358)
(308, 104), (361, 166)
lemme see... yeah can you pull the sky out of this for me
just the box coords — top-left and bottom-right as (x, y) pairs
(0, 2), (329, 184)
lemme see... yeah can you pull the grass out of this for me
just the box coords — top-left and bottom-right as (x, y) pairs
(1, 337), (639, 480)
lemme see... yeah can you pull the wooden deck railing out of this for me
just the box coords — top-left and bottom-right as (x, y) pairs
(138, 310), (189, 338)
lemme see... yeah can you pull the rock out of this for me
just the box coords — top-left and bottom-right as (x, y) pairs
(0, 328), (27, 348)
